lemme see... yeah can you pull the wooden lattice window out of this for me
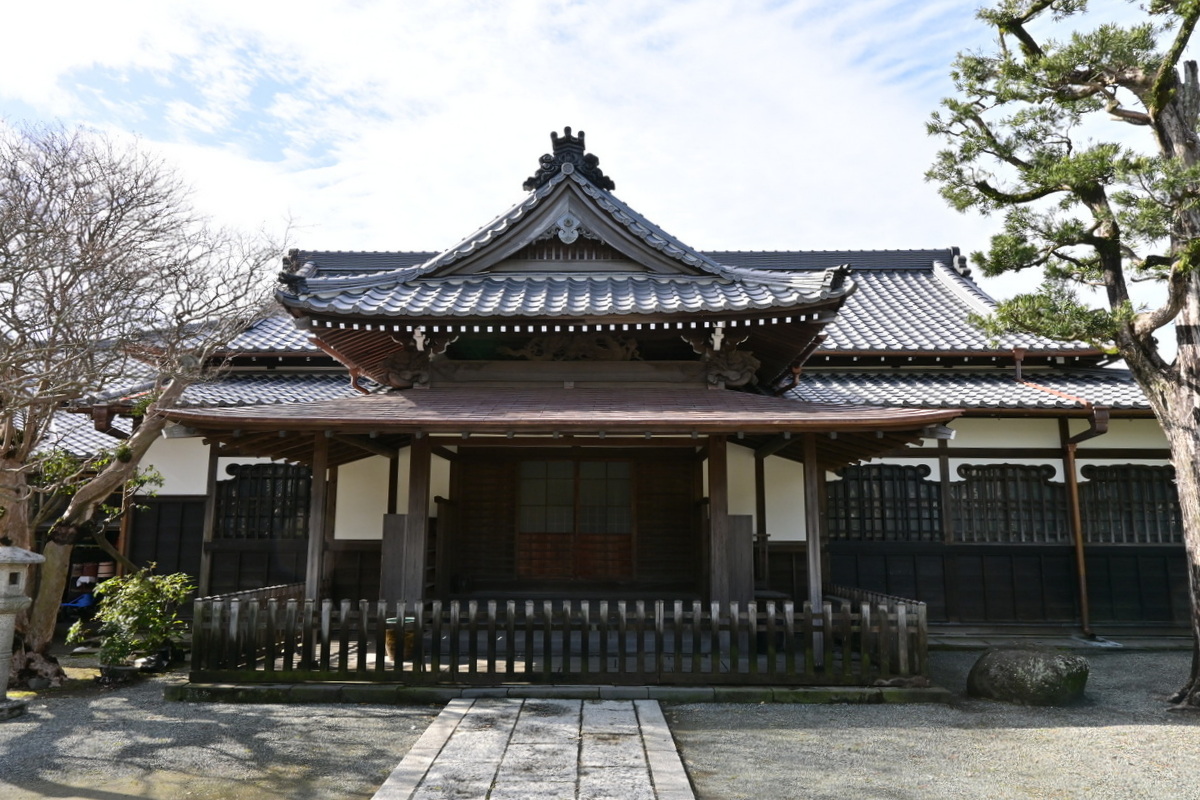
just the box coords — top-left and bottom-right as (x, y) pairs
(948, 464), (1068, 544)
(1080, 464), (1182, 544)
(517, 459), (634, 580)
(215, 463), (311, 540)
(826, 464), (942, 542)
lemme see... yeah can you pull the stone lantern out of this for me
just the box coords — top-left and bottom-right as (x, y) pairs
(0, 543), (45, 720)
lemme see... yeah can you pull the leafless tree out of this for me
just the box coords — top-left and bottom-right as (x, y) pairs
(0, 123), (277, 682)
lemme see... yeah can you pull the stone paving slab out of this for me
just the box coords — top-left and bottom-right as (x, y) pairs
(371, 698), (696, 800)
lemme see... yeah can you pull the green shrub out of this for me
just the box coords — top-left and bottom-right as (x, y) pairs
(67, 567), (193, 666)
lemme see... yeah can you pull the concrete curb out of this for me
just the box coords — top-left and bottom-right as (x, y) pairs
(164, 682), (953, 705)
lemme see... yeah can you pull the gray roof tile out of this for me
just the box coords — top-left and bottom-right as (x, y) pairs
(287, 271), (848, 320)
(283, 248), (1092, 355)
(788, 368), (1149, 410)
(176, 372), (364, 408)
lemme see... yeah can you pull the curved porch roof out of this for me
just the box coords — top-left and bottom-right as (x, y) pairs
(164, 387), (961, 471)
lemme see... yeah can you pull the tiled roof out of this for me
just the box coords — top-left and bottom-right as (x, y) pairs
(42, 412), (132, 457)
(175, 372), (362, 408)
(222, 315), (319, 353)
(166, 386), (960, 435)
(817, 265), (1090, 353)
(160, 366), (1147, 414)
(278, 248), (1093, 355)
(789, 368), (1150, 410)
(281, 270), (849, 320)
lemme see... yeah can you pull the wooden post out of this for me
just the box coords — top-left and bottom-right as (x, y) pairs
(387, 452), (399, 515)
(304, 435), (329, 602)
(198, 443), (220, 597)
(802, 434), (824, 609)
(380, 513), (407, 603)
(708, 435), (730, 605)
(402, 434), (432, 606)
(754, 452), (768, 588)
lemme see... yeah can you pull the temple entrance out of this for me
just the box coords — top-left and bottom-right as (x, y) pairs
(516, 459), (634, 581)
(449, 447), (701, 594)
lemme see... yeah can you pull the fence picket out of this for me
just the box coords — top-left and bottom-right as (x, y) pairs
(188, 591), (928, 687)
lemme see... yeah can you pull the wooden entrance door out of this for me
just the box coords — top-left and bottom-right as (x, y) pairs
(517, 459), (633, 580)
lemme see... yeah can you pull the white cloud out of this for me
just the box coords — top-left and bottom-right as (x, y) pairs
(0, 0), (1186, 306)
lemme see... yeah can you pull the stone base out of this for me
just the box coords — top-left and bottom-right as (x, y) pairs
(0, 698), (30, 720)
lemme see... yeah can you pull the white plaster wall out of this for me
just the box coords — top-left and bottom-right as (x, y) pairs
(764, 456), (807, 542)
(727, 444), (756, 520)
(1076, 417), (1168, 449)
(948, 417), (1060, 448)
(709, 444), (811, 542)
(144, 437), (273, 495)
(334, 456), (390, 540)
(143, 437), (209, 495)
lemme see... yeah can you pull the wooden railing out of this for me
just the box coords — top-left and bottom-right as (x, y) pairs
(190, 596), (927, 686)
(195, 582), (306, 604)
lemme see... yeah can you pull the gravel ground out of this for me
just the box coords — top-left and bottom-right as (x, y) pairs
(4, 649), (1200, 800)
(0, 655), (439, 800)
(666, 649), (1200, 800)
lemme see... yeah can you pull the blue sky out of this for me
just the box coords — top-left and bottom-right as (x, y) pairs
(0, 0), (1166, 302)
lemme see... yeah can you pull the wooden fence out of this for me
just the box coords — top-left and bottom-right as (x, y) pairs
(190, 595), (927, 686)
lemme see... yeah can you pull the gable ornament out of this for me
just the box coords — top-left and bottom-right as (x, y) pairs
(523, 127), (616, 192)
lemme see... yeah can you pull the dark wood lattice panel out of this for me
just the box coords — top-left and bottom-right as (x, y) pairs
(826, 464), (941, 542)
(453, 457), (518, 583)
(948, 464), (1068, 544)
(1080, 464), (1182, 544)
(634, 457), (699, 589)
(215, 463), (311, 540)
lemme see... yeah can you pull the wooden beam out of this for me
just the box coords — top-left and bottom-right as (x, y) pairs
(331, 433), (397, 460)
(755, 434), (794, 459)
(304, 435), (329, 601)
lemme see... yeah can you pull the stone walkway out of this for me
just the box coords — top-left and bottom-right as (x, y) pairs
(371, 698), (695, 800)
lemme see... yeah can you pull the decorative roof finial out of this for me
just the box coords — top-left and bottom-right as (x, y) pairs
(523, 127), (615, 192)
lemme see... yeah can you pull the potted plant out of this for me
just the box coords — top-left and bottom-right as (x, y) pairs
(67, 566), (193, 682)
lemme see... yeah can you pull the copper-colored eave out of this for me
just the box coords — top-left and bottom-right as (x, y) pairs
(164, 387), (961, 437)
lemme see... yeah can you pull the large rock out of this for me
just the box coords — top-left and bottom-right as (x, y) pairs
(966, 647), (1089, 706)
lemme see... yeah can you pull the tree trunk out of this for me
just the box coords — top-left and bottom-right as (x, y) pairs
(0, 457), (32, 551)
(13, 381), (186, 685)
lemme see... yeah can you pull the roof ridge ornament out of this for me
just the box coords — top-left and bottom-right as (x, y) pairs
(523, 127), (615, 192)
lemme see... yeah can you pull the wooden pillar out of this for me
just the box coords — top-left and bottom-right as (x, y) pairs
(304, 435), (329, 602)
(802, 434), (824, 610)
(387, 452), (400, 515)
(803, 433), (826, 664)
(708, 434), (730, 605)
(197, 443), (220, 597)
(401, 434), (432, 606)
(754, 452), (768, 588)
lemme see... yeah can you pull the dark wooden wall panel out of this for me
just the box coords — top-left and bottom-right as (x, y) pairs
(128, 497), (206, 577)
(826, 542), (1187, 625)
